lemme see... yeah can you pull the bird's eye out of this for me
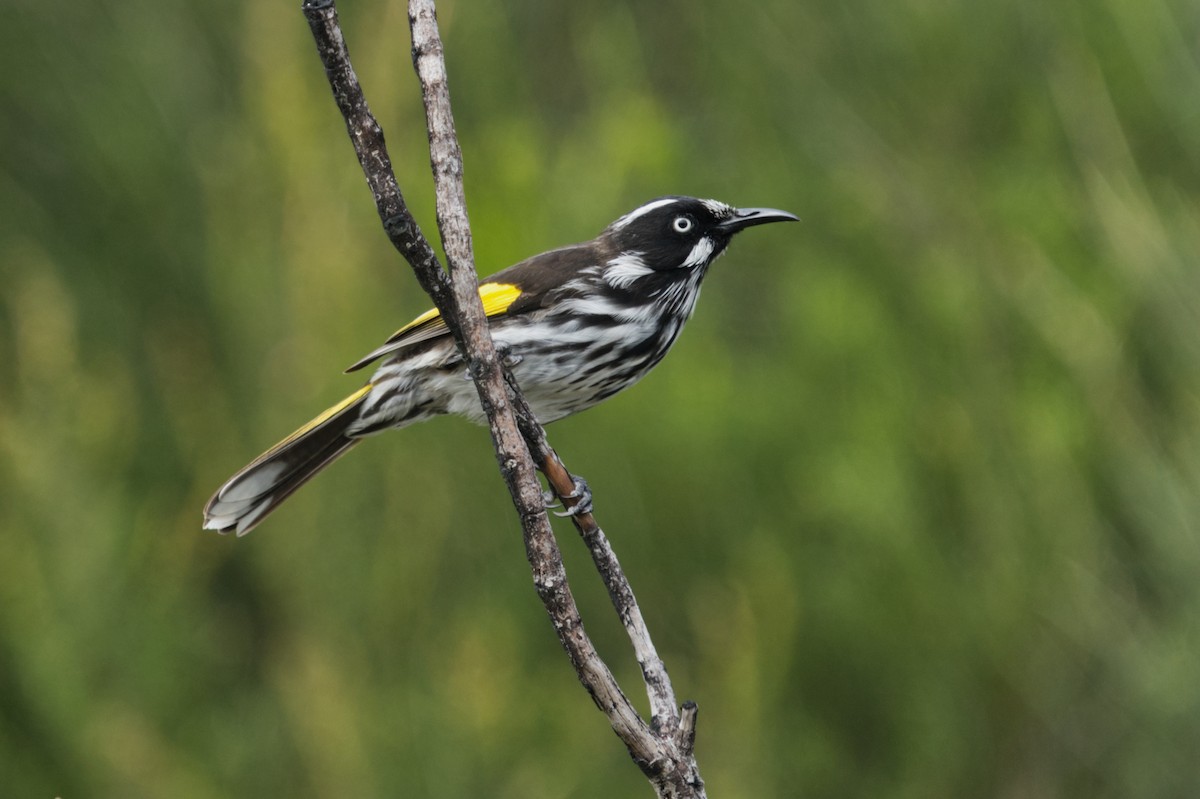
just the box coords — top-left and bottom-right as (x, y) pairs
(672, 215), (695, 234)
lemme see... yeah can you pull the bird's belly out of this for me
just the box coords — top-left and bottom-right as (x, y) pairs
(453, 316), (680, 424)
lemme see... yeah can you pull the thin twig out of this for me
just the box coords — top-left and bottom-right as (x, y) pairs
(505, 375), (680, 731)
(301, 0), (452, 312)
(301, 1), (705, 794)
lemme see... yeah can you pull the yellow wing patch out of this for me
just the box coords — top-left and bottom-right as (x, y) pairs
(345, 282), (524, 372)
(479, 281), (524, 315)
(397, 282), (523, 335)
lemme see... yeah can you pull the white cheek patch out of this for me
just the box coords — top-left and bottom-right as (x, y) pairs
(604, 253), (655, 288)
(682, 237), (715, 268)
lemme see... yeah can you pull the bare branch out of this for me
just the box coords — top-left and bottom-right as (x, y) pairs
(301, 0), (452, 313)
(301, 0), (705, 794)
(504, 373), (680, 730)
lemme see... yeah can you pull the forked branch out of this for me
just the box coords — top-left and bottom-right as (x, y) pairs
(301, 1), (704, 794)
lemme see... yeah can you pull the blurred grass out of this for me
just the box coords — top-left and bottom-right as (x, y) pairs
(2, 0), (1200, 796)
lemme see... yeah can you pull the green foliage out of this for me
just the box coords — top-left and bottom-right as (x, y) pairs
(3, 0), (1199, 796)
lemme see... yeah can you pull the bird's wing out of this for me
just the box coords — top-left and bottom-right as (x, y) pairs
(344, 281), (524, 372)
(344, 244), (600, 374)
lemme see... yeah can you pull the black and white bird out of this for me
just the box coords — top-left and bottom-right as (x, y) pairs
(204, 196), (797, 535)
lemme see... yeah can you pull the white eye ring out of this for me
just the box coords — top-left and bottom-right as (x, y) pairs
(672, 215), (694, 234)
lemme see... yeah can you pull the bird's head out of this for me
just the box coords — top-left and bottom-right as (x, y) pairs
(602, 196), (798, 275)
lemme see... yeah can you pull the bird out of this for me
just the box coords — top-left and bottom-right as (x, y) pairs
(203, 196), (798, 535)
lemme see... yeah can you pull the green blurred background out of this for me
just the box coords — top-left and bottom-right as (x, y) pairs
(3, 0), (1200, 796)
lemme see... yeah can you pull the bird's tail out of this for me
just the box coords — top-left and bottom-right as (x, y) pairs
(203, 384), (374, 536)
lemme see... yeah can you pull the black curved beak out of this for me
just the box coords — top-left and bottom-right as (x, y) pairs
(717, 207), (800, 234)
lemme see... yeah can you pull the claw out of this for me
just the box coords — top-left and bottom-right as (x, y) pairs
(496, 345), (524, 369)
(553, 475), (593, 517)
(541, 489), (562, 511)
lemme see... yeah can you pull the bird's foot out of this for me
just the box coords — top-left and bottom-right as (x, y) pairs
(463, 347), (524, 381)
(553, 475), (593, 518)
(499, 347), (524, 369)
